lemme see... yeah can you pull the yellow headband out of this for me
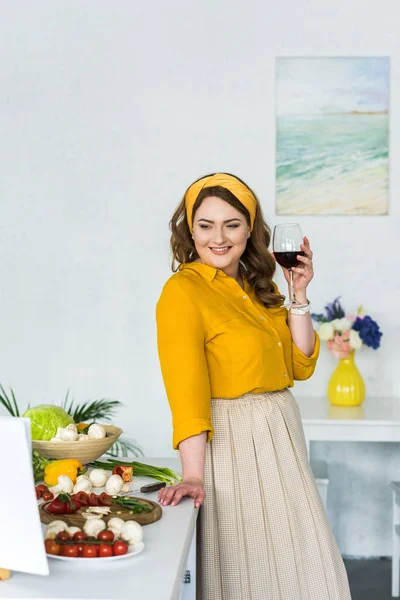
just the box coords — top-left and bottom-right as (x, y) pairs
(184, 173), (257, 233)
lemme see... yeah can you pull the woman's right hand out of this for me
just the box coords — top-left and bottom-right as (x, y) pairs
(157, 477), (205, 508)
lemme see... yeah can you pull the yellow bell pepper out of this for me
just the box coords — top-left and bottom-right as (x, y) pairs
(44, 458), (83, 486)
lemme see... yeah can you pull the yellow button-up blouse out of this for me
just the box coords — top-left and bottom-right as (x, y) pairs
(156, 261), (320, 449)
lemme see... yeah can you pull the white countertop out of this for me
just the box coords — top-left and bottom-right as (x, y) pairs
(297, 395), (400, 424)
(1, 457), (197, 600)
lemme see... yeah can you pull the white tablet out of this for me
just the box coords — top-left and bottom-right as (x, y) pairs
(0, 416), (49, 576)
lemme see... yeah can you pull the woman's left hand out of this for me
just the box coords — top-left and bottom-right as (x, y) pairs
(276, 236), (314, 295)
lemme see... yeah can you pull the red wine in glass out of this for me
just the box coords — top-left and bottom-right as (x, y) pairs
(272, 223), (308, 308)
(274, 251), (305, 270)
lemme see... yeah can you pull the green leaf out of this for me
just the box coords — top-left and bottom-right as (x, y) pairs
(10, 387), (20, 417)
(0, 383), (20, 417)
(63, 397), (122, 424)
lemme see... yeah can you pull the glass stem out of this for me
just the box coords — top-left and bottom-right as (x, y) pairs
(289, 269), (296, 304)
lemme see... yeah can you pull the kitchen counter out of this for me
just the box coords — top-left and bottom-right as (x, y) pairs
(1, 457), (197, 600)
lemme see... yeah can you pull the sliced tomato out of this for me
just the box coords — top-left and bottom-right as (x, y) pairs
(76, 491), (89, 505)
(70, 494), (82, 509)
(89, 493), (99, 506)
(98, 492), (112, 506)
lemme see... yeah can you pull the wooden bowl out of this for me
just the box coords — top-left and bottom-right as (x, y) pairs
(31, 425), (123, 464)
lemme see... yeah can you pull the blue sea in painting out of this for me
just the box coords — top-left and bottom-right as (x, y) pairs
(276, 114), (389, 214)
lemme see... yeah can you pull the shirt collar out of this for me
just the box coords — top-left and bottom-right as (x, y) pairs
(178, 261), (218, 282)
(178, 262), (248, 288)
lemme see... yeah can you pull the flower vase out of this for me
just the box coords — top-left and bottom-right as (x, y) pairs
(327, 350), (365, 406)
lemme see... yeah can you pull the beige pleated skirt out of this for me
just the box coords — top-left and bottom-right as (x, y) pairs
(196, 388), (352, 600)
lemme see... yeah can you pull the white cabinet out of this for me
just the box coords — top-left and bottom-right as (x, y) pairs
(179, 525), (197, 600)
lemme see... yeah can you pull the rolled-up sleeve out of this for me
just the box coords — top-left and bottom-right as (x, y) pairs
(156, 278), (213, 450)
(291, 332), (320, 380)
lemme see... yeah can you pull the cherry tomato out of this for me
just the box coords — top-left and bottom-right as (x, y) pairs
(42, 491), (54, 502)
(76, 542), (85, 557)
(36, 484), (48, 495)
(36, 488), (41, 500)
(82, 545), (98, 558)
(112, 540), (129, 556)
(44, 539), (60, 555)
(72, 531), (88, 542)
(56, 531), (70, 541)
(62, 545), (79, 558)
(97, 530), (114, 543)
(98, 544), (113, 557)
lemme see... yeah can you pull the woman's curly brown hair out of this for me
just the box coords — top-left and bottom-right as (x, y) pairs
(168, 172), (285, 308)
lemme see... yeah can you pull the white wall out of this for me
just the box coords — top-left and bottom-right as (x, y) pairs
(0, 0), (399, 557)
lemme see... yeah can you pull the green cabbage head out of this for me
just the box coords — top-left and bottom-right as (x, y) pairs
(22, 404), (74, 440)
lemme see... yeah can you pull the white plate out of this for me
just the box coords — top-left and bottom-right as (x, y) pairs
(47, 543), (144, 562)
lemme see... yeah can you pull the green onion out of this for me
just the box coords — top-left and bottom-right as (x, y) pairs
(113, 496), (152, 513)
(89, 459), (182, 485)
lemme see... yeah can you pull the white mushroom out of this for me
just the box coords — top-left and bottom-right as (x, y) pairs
(59, 428), (79, 442)
(83, 518), (106, 537)
(45, 520), (68, 539)
(107, 517), (125, 532)
(87, 423), (106, 439)
(66, 526), (81, 537)
(88, 468), (109, 488)
(73, 476), (92, 494)
(66, 423), (78, 432)
(49, 475), (74, 495)
(129, 541), (144, 553)
(105, 474), (123, 496)
(121, 482), (131, 493)
(120, 520), (143, 545)
(78, 434), (89, 442)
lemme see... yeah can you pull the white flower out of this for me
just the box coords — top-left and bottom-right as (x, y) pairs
(318, 321), (335, 341)
(350, 329), (362, 350)
(332, 318), (352, 333)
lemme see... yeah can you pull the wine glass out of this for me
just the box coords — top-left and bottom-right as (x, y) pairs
(272, 223), (308, 308)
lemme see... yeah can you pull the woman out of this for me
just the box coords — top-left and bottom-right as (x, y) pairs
(155, 173), (352, 600)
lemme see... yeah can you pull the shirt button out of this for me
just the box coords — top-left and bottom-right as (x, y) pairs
(283, 373), (287, 377)
(277, 342), (281, 347)
(242, 295), (247, 299)
(260, 317), (265, 321)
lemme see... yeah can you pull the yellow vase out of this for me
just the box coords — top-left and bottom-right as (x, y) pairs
(327, 350), (365, 406)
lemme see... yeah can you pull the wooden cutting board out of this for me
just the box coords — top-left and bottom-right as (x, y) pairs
(39, 497), (162, 528)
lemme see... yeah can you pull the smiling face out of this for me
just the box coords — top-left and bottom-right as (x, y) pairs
(192, 196), (250, 277)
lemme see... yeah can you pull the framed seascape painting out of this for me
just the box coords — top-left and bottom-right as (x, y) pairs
(275, 57), (390, 215)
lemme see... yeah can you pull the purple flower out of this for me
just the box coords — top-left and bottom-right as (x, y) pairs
(311, 296), (345, 323)
(352, 316), (382, 350)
